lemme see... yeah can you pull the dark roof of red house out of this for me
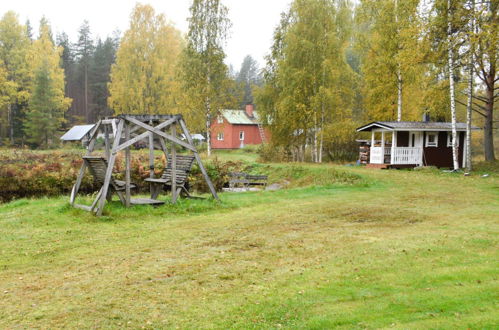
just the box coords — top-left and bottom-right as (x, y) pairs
(357, 121), (478, 132)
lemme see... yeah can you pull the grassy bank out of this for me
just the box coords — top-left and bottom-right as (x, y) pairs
(0, 160), (498, 328)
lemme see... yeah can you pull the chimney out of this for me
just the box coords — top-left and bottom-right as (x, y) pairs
(245, 104), (254, 118)
(422, 113), (430, 122)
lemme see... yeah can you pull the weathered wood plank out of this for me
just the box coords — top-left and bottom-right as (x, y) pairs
(96, 119), (124, 216)
(115, 116), (178, 153)
(178, 118), (220, 201)
(125, 121), (131, 208)
(171, 123), (177, 203)
(125, 116), (196, 152)
(70, 120), (101, 205)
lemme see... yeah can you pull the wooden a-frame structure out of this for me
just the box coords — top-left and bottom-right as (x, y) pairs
(70, 114), (219, 216)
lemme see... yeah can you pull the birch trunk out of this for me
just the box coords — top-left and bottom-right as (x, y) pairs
(206, 110), (211, 157)
(447, 0), (459, 171)
(7, 103), (13, 143)
(313, 120), (318, 163)
(318, 108), (324, 163)
(395, 0), (402, 122)
(465, 58), (473, 171)
(397, 67), (402, 122)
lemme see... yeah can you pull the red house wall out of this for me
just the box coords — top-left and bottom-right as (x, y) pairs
(210, 118), (269, 149)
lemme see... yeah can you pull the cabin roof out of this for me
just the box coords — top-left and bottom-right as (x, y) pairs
(220, 109), (261, 125)
(60, 124), (95, 141)
(356, 121), (476, 132)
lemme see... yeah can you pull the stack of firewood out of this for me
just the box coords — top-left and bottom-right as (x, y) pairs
(359, 144), (370, 164)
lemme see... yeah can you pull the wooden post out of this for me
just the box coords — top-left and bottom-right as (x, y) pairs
(171, 122), (177, 203)
(371, 130), (375, 148)
(178, 118), (220, 201)
(104, 124), (110, 160)
(70, 121), (101, 205)
(381, 131), (385, 164)
(96, 119), (124, 216)
(125, 121), (131, 207)
(148, 122), (155, 195)
(390, 131), (396, 165)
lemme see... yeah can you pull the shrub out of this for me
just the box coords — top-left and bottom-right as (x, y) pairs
(0, 150), (242, 202)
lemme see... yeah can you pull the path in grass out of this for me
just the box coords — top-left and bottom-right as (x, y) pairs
(0, 165), (498, 329)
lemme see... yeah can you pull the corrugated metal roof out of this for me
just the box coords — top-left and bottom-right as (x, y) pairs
(60, 124), (95, 141)
(357, 121), (476, 132)
(220, 109), (260, 125)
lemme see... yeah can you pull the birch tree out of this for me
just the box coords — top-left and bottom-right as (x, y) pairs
(108, 4), (183, 115)
(258, 0), (355, 162)
(446, 0), (460, 170)
(178, 0), (231, 157)
(0, 11), (30, 143)
(356, 0), (422, 121)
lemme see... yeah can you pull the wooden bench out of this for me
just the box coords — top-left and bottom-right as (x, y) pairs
(81, 156), (167, 208)
(229, 172), (268, 188)
(145, 155), (196, 199)
(83, 156), (136, 196)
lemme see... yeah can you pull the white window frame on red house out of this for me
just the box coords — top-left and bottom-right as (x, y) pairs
(239, 131), (244, 141)
(217, 132), (224, 141)
(217, 115), (223, 124)
(426, 132), (438, 147)
(447, 132), (459, 147)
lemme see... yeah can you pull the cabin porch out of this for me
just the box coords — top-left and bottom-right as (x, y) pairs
(368, 130), (423, 167)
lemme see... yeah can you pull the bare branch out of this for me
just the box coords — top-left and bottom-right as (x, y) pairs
(455, 99), (486, 117)
(460, 91), (489, 103)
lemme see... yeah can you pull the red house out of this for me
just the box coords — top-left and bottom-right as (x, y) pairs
(211, 104), (269, 149)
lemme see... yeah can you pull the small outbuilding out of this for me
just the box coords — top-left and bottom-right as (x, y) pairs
(356, 119), (475, 169)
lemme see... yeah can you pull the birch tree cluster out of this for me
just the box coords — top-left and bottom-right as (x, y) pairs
(258, 0), (497, 163)
(0, 0), (496, 160)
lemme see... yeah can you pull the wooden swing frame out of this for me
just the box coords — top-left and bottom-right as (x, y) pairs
(69, 114), (219, 216)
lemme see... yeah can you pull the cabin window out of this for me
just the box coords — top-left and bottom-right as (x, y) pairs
(447, 132), (459, 147)
(217, 115), (223, 124)
(217, 132), (224, 141)
(239, 131), (244, 141)
(426, 133), (438, 147)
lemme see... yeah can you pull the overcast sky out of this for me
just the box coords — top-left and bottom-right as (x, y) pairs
(0, 0), (293, 70)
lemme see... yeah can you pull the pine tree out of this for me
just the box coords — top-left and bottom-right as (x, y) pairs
(108, 4), (183, 115)
(178, 0), (232, 156)
(236, 55), (261, 107)
(89, 37), (117, 120)
(24, 18), (71, 147)
(56, 32), (75, 124)
(75, 20), (94, 122)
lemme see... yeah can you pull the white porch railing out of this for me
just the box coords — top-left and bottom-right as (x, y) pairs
(391, 147), (422, 165)
(370, 146), (384, 164)
(370, 146), (422, 165)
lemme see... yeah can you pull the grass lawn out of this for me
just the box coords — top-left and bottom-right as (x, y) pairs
(0, 153), (498, 328)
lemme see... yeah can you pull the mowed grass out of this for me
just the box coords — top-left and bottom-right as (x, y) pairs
(0, 158), (498, 328)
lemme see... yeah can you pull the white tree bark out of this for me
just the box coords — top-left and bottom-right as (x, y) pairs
(206, 98), (212, 157)
(318, 106), (324, 163)
(447, 0), (459, 171)
(395, 0), (402, 122)
(397, 67), (403, 122)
